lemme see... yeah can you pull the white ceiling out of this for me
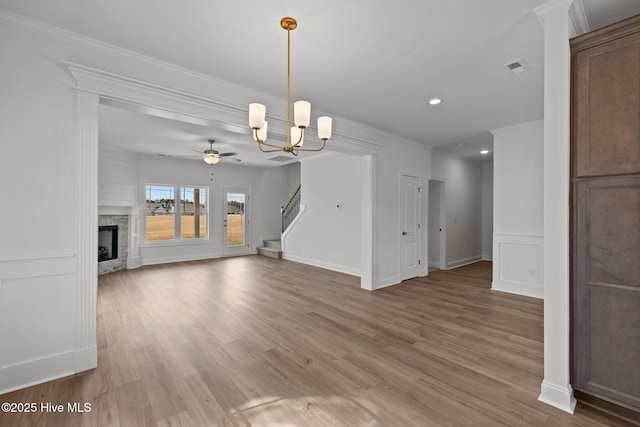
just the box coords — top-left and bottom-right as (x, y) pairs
(2, 0), (639, 165)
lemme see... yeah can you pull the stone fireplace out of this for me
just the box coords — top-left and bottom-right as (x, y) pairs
(98, 215), (128, 275)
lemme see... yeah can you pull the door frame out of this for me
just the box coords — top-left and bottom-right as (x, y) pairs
(222, 188), (251, 257)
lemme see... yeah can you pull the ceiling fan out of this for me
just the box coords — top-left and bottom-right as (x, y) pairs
(194, 139), (240, 165)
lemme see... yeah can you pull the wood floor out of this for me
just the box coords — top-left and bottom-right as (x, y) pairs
(0, 258), (632, 426)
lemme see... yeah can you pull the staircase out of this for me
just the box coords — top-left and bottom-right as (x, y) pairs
(257, 239), (282, 259)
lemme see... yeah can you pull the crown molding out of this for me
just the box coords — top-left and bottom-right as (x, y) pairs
(568, 0), (590, 36)
(534, 0), (574, 24)
(0, 8), (266, 99)
(63, 61), (383, 157)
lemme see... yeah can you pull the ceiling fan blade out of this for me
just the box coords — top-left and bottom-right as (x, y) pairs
(159, 154), (200, 158)
(225, 157), (242, 162)
(217, 152), (238, 157)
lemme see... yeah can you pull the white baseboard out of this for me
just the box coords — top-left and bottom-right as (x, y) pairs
(74, 346), (97, 372)
(282, 254), (360, 277)
(0, 350), (76, 395)
(127, 255), (142, 269)
(539, 380), (577, 414)
(447, 255), (483, 270)
(492, 280), (543, 299)
(372, 273), (401, 290)
(141, 252), (222, 266)
(482, 255), (493, 261)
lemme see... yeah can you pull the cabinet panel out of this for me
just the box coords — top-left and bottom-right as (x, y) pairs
(574, 176), (640, 410)
(574, 32), (640, 177)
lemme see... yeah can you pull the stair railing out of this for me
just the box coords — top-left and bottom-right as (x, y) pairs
(282, 184), (301, 233)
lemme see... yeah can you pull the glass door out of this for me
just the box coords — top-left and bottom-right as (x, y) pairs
(223, 189), (250, 256)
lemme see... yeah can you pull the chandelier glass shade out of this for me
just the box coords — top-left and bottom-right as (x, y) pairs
(249, 17), (332, 156)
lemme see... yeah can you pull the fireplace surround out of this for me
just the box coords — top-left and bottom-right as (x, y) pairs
(98, 215), (128, 275)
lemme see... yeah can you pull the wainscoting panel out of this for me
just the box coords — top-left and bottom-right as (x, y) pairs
(0, 254), (78, 394)
(492, 233), (544, 299)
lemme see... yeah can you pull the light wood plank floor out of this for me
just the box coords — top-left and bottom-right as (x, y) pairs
(0, 258), (633, 426)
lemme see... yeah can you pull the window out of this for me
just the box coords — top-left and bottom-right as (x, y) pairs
(145, 184), (207, 242)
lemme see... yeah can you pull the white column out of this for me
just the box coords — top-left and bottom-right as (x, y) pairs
(361, 154), (375, 290)
(74, 89), (99, 372)
(534, 0), (577, 414)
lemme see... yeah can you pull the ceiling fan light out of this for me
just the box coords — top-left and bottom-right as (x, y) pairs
(204, 154), (220, 164)
(294, 101), (311, 128)
(318, 116), (332, 140)
(249, 103), (266, 129)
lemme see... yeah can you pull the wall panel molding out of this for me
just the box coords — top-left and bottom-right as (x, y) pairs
(492, 233), (543, 299)
(0, 254), (78, 394)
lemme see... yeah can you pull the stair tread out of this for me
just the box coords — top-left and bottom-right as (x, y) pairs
(258, 246), (281, 252)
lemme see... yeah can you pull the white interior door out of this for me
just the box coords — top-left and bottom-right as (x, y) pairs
(400, 175), (420, 280)
(223, 189), (250, 256)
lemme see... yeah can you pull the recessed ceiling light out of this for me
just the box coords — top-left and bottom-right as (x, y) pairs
(428, 98), (442, 105)
(481, 150), (489, 155)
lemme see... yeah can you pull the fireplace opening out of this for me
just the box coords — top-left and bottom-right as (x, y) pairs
(98, 225), (118, 262)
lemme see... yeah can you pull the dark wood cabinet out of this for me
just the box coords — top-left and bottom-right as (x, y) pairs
(571, 14), (640, 422)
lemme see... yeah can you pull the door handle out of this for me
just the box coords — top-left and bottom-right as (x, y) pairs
(402, 231), (407, 235)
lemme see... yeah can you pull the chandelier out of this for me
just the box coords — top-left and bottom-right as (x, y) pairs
(249, 17), (332, 156)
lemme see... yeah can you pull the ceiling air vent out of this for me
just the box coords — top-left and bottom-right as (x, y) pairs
(267, 155), (293, 162)
(505, 59), (530, 75)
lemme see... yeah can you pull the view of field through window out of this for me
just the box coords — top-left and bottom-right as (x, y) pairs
(145, 185), (208, 241)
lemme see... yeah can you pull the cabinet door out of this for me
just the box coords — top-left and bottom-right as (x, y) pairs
(573, 32), (640, 177)
(573, 175), (640, 410)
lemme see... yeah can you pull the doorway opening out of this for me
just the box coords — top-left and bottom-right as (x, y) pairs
(428, 179), (446, 270)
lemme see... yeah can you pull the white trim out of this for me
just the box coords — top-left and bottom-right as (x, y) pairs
(447, 255), (483, 270)
(0, 254), (76, 278)
(539, 380), (577, 414)
(0, 351), (76, 395)
(534, 0), (574, 25)
(282, 254), (361, 278)
(141, 252), (222, 266)
(491, 233), (544, 299)
(74, 89), (99, 373)
(568, 0), (590, 37)
(535, 0), (575, 414)
(0, 254), (84, 393)
(360, 155), (375, 290)
(374, 275), (402, 290)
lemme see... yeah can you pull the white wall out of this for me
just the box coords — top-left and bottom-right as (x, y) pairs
(284, 161), (301, 200)
(491, 120), (544, 298)
(0, 20), (81, 394)
(482, 162), (494, 260)
(98, 144), (138, 208)
(430, 150), (484, 269)
(373, 141), (431, 287)
(283, 152), (362, 276)
(138, 154), (288, 264)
